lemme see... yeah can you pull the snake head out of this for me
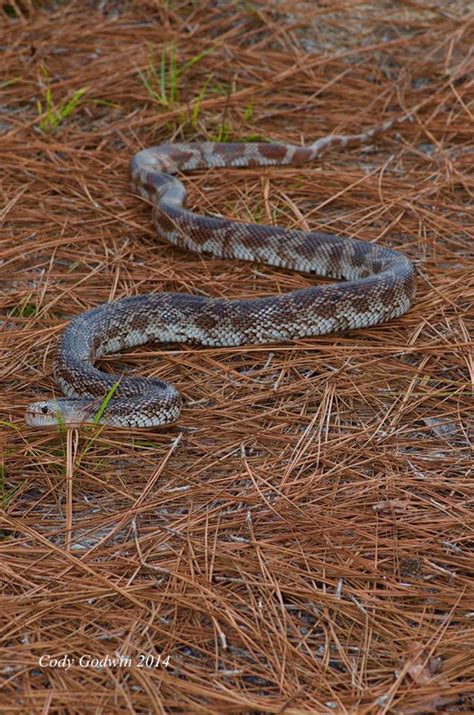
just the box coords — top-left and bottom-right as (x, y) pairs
(25, 399), (94, 427)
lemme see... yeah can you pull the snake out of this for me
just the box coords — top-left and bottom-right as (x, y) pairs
(25, 119), (416, 428)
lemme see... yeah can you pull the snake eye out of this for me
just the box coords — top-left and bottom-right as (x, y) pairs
(41, 405), (48, 414)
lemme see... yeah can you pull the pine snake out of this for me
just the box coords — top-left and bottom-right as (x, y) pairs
(26, 119), (415, 428)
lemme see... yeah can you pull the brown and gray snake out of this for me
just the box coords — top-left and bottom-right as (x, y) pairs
(25, 118), (416, 428)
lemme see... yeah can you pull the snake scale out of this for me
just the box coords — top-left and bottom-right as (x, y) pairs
(26, 119), (416, 428)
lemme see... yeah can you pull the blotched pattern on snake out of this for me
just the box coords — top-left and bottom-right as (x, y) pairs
(26, 119), (416, 427)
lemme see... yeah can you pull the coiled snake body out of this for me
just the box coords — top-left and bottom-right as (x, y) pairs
(26, 120), (416, 428)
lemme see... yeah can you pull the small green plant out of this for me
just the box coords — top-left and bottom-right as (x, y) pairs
(71, 380), (121, 463)
(211, 121), (232, 143)
(11, 301), (37, 318)
(92, 379), (121, 426)
(37, 68), (88, 132)
(2, 3), (18, 17)
(196, 96), (264, 143)
(0, 77), (21, 89)
(137, 43), (215, 109)
(138, 43), (177, 108)
(243, 101), (254, 122)
(240, 134), (271, 142)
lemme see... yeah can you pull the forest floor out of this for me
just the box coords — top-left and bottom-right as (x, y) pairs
(1, 1), (473, 713)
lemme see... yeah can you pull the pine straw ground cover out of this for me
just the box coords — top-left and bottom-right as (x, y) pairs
(1, 0), (473, 713)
